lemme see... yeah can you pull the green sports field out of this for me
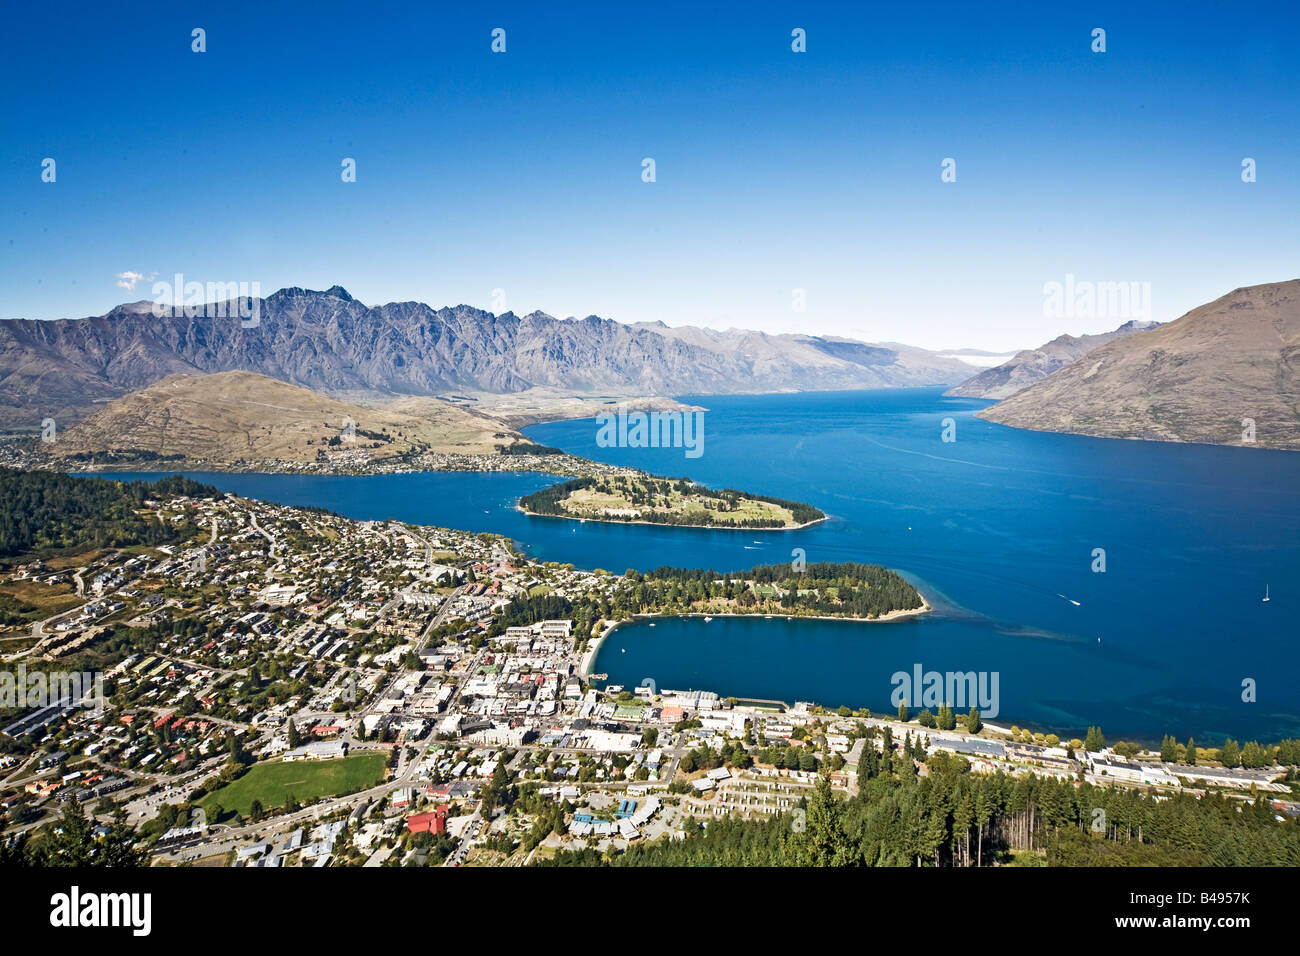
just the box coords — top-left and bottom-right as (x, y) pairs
(200, 751), (387, 820)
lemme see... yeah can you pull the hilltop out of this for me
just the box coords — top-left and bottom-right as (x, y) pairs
(978, 280), (1300, 448)
(36, 371), (529, 469)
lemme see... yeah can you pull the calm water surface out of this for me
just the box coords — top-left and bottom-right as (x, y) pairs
(104, 388), (1300, 743)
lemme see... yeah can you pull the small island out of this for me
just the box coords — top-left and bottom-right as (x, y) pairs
(519, 474), (826, 530)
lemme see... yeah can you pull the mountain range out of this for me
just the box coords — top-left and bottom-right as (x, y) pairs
(6, 280), (1298, 451)
(0, 287), (975, 428)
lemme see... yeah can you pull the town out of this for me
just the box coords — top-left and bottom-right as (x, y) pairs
(0, 488), (1295, 868)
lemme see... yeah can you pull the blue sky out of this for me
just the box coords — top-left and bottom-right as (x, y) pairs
(2, 1), (1297, 351)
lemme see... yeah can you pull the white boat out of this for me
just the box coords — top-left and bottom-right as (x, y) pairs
(703, 616), (713, 622)
(1263, 585), (1270, 603)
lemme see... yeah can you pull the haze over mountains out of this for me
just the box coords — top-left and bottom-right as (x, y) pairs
(945, 320), (1161, 400)
(0, 287), (974, 428)
(979, 280), (1300, 448)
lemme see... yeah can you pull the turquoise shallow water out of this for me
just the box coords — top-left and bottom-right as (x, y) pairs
(102, 386), (1300, 744)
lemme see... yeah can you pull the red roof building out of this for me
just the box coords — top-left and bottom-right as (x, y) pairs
(406, 805), (450, 835)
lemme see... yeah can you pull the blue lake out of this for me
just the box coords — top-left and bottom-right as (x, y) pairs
(103, 387), (1300, 744)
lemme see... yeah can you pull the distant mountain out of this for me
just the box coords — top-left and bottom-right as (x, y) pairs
(945, 320), (1160, 400)
(40, 371), (526, 468)
(0, 287), (974, 428)
(977, 280), (1300, 448)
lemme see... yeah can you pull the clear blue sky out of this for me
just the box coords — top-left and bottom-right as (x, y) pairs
(2, 1), (1297, 351)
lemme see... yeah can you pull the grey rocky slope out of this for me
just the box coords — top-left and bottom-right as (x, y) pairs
(0, 286), (974, 427)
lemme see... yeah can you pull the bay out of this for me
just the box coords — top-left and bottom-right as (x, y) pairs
(100, 387), (1300, 744)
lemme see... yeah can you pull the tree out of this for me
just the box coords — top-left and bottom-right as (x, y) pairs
(1240, 741), (1267, 769)
(953, 792), (974, 867)
(286, 720), (302, 749)
(800, 779), (855, 866)
(1185, 738), (1196, 765)
(1160, 735), (1178, 762)
(897, 699), (910, 723)
(974, 783), (992, 867)
(936, 704), (955, 732)
(99, 809), (148, 867)
(1084, 726), (1105, 753)
(42, 801), (95, 866)
(1220, 738), (1240, 768)
(964, 707), (982, 735)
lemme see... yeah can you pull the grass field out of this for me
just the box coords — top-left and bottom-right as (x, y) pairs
(200, 751), (387, 820)
(0, 579), (83, 628)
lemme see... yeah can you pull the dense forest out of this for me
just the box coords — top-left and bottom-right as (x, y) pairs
(539, 744), (1300, 867)
(519, 476), (825, 528)
(0, 800), (146, 867)
(487, 561), (923, 633)
(496, 442), (566, 456)
(0, 468), (220, 560)
(623, 561), (924, 618)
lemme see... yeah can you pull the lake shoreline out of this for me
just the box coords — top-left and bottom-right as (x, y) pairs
(581, 599), (932, 678)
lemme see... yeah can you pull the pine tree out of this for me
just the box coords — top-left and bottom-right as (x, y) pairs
(1160, 734), (1178, 762)
(974, 784), (992, 867)
(953, 792), (974, 867)
(1220, 738), (1240, 768)
(936, 703), (956, 731)
(965, 707), (982, 734)
(1084, 726), (1105, 752)
(801, 779), (855, 866)
(1185, 738), (1196, 765)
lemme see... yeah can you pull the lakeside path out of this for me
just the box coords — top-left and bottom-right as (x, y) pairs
(579, 598), (932, 678)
